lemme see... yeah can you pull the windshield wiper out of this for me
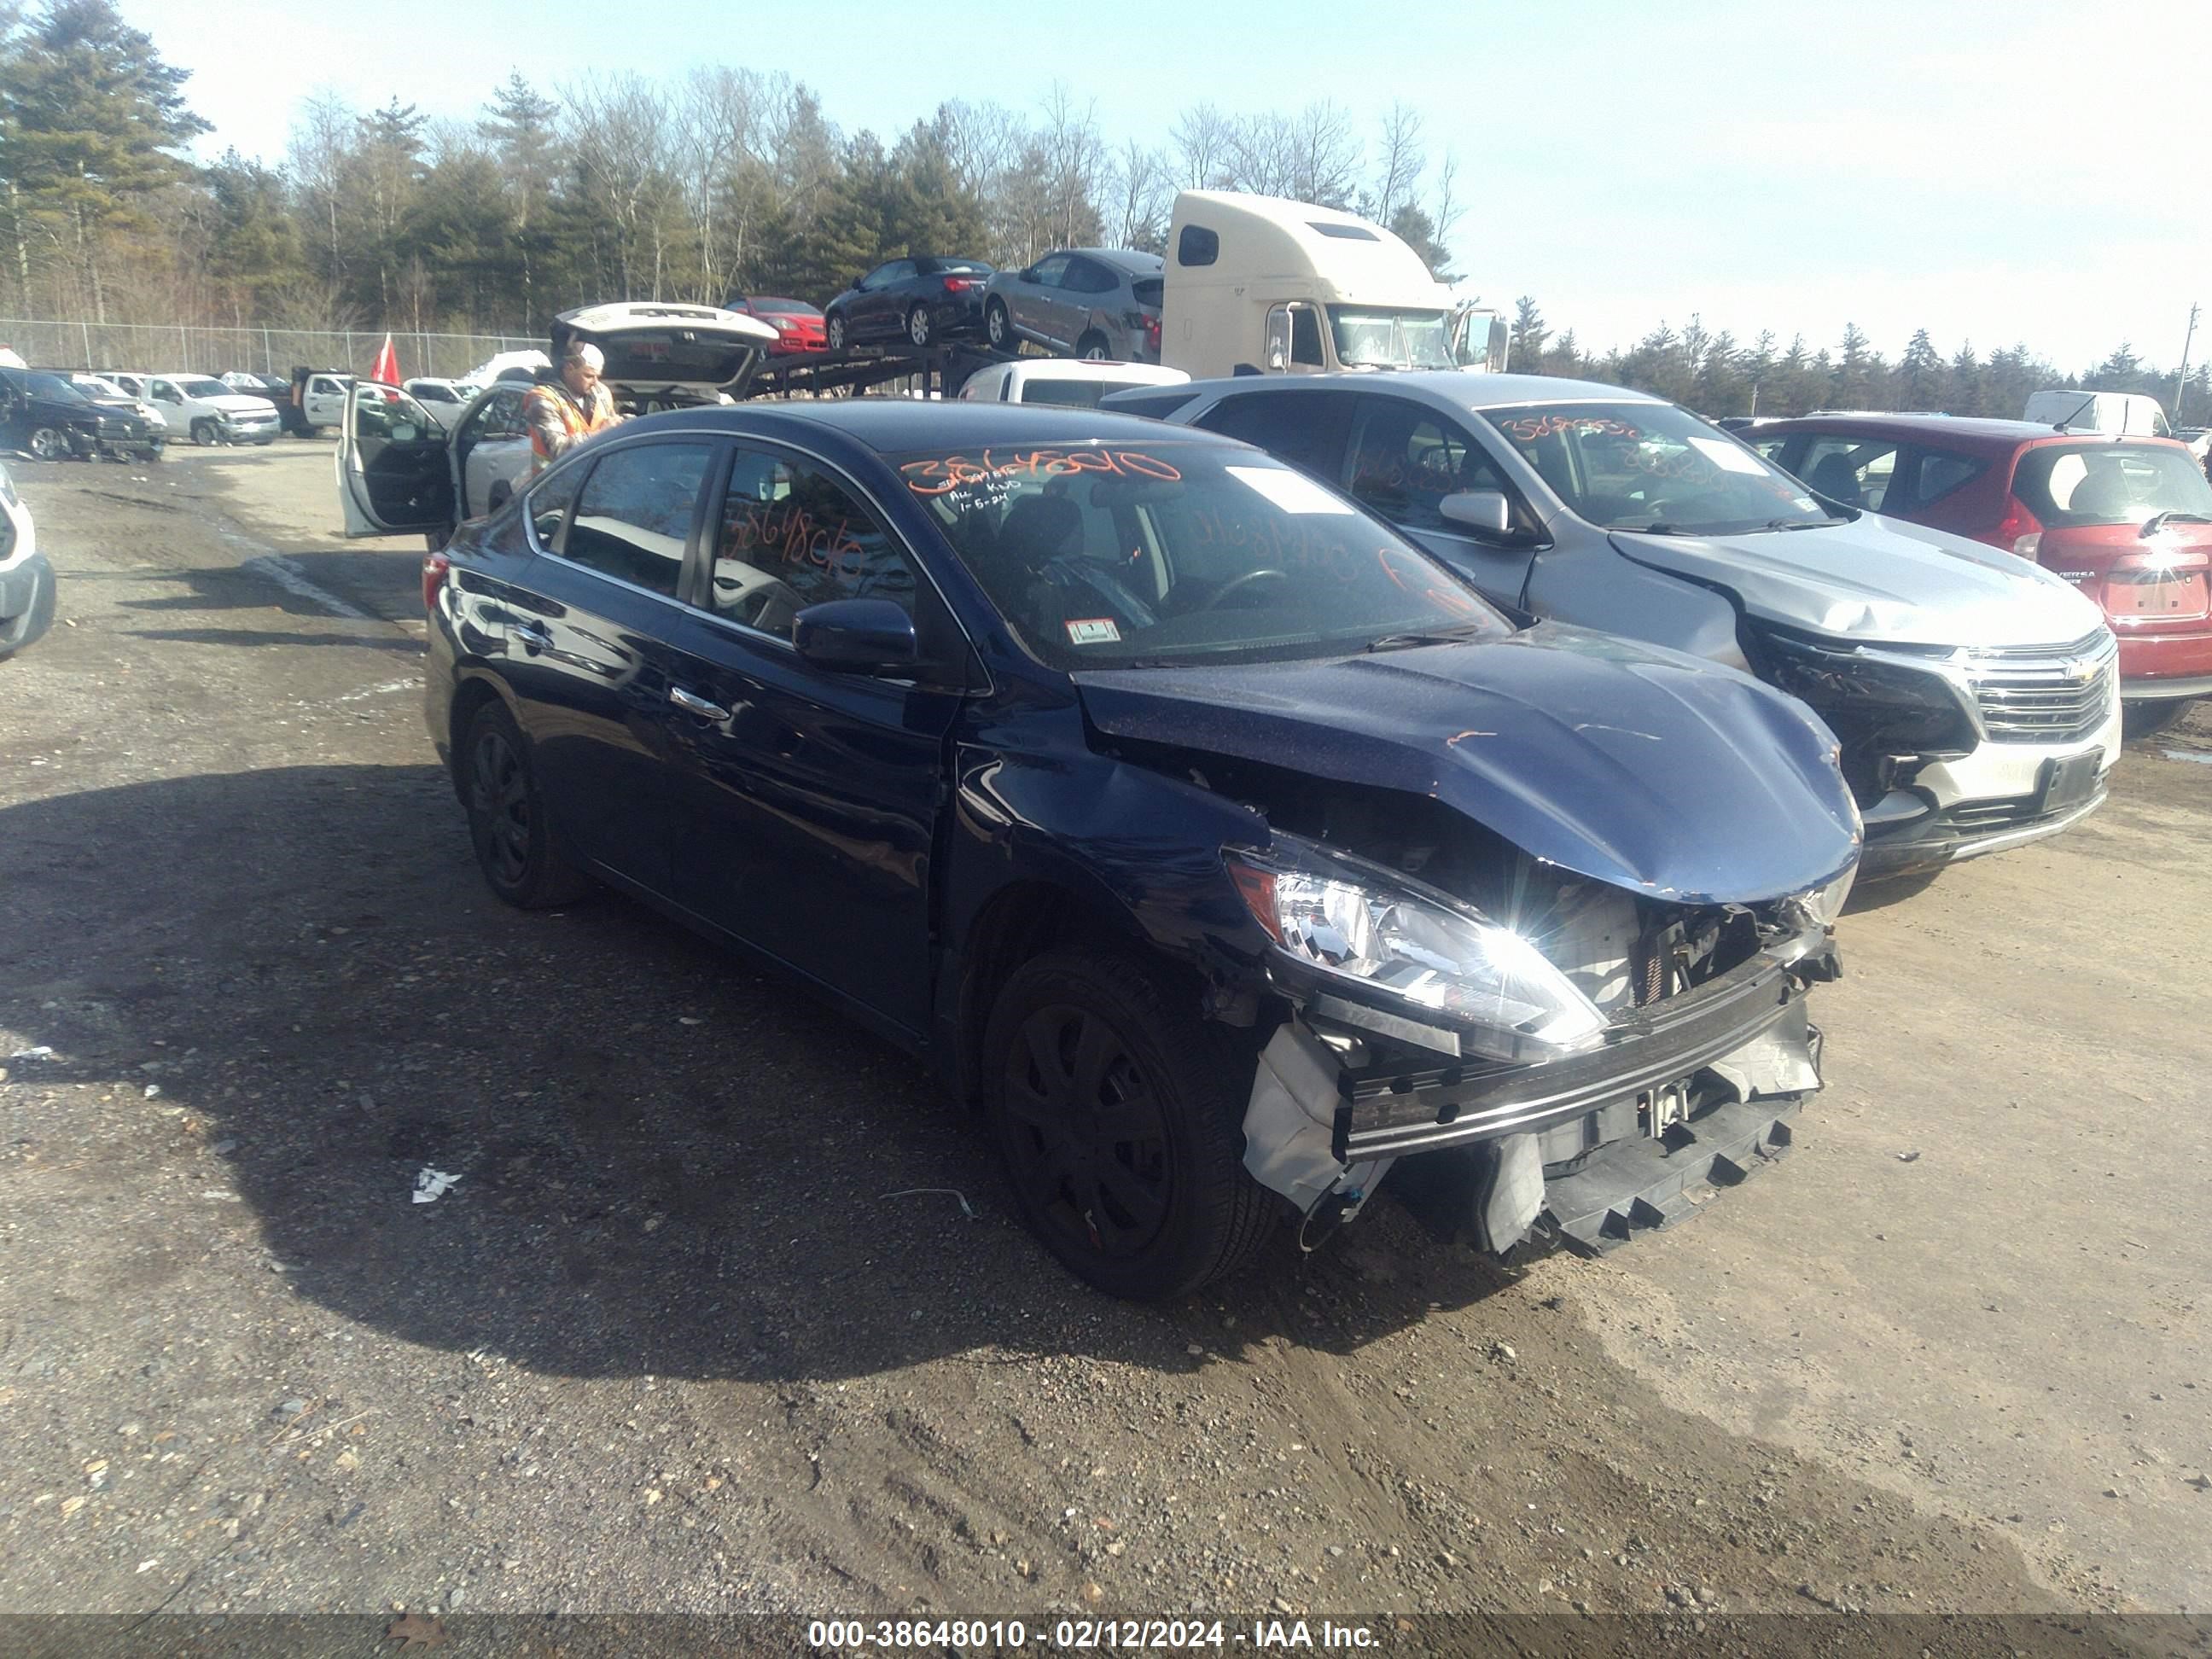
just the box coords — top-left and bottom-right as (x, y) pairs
(1361, 624), (1493, 653)
(1621, 521), (1697, 536)
(1765, 517), (1837, 531)
(2140, 511), (2212, 538)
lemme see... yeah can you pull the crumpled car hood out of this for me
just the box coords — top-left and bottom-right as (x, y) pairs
(1074, 625), (1863, 905)
(1610, 515), (2105, 648)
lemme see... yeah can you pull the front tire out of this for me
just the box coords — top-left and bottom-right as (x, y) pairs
(460, 701), (593, 909)
(908, 305), (934, 348)
(983, 949), (1276, 1300)
(189, 418), (215, 446)
(26, 426), (70, 461)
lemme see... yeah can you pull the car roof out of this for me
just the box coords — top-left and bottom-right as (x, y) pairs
(1065, 247), (1164, 271)
(625, 398), (1242, 454)
(1749, 411), (2189, 451)
(1175, 370), (1664, 412)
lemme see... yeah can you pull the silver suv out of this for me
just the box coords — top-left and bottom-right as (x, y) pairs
(1124, 373), (2122, 881)
(983, 248), (1164, 363)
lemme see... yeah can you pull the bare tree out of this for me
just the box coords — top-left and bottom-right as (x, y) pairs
(677, 67), (765, 298)
(1170, 102), (1230, 190)
(287, 90), (353, 285)
(563, 74), (681, 300)
(1108, 138), (1168, 250)
(1035, 84), (1107, 253)
(1371, 101), (1423, 224)
(1288, 101), (1359, 208)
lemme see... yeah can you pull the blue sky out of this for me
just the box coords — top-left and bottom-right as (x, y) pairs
(119, 0), (2209, 373)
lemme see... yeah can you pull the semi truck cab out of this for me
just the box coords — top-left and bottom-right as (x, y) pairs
(1161, 190), (1503, 379)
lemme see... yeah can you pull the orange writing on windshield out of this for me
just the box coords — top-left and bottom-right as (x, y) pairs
(901, 449), (1184, 495)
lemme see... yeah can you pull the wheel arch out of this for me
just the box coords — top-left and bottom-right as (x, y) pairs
(950, 876), (1183, 1111)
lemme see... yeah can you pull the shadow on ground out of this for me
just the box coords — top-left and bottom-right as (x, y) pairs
(0, 764), (1515, 1389)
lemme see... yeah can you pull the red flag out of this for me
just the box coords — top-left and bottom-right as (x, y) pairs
(370, 333), (400, 385)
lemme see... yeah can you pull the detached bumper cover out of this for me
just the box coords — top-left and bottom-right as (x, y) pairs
(1298, 930), (1836, 1162)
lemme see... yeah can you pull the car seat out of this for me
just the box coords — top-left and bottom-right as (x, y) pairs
(2064, 465), (2135, 522)
(1807, 453), (1863, 509)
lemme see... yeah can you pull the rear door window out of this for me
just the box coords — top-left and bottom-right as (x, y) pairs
(1063, 258), (1119, 295)
(708, 448), (920, 637)
(1194, 390), (1357, 483)
(1905, 448), (1988, 506)
(526, 455), (587, 550)
(1796, 436), (1899, 511)
(559, 440), (715, 597)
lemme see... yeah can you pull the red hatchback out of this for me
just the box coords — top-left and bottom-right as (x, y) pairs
(1753, 415), (2212, 733)
(725, 294), (826, 356)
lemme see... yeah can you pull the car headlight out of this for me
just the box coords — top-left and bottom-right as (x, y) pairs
(1793, 865), (1857, 928)
(1225, 836), (1609, 1062)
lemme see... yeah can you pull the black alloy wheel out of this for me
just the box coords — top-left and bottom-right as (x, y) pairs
(984, 949), (1276, 1299)
(461, 701), (592, 909)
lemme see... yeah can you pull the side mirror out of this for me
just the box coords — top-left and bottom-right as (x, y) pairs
(850, 276), (864, 291)
(793, 598), (918, 674)
(1440, 490), (1513, 538)
(1264, 307), (1292, 373)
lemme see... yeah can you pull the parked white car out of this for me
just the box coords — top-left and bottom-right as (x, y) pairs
(958, 359), (1189, 407)
(403, 377), (481, 425)
(140, 373), (281, 445)
(70, 373), (168, 429)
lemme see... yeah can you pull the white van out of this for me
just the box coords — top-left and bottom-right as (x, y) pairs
(958, 359), (1188, 407)
(2023, 389), (2171, 437)
(1161, 191), (1501, 380)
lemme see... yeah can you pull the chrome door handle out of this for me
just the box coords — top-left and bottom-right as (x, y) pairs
(669, 684), (731, 721)
(510, 619), (552, 649)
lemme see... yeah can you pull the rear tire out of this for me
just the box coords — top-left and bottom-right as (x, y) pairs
(459, 701), (593, 910)
(983, 948), (1277, 1300)
(908, 305), (934, 348)
(987, 300), (1014, 350)
(2122, 699), (2192, 740)
(1076, 331), (1111, 362)
(826, 314), (847, 352)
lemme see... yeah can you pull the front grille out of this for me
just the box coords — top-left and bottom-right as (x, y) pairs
(1961, 631), (2116, 742)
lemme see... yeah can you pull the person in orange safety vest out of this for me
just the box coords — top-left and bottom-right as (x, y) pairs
(523, 341), (621, 473)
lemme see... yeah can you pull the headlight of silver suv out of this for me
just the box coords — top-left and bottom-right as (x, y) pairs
(1225, 835), (1609, 1062)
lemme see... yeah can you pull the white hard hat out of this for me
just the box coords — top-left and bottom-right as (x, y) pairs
(563, 341), (606, 371)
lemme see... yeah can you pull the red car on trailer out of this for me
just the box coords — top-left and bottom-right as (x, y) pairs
(1751, 414), (2212, 734)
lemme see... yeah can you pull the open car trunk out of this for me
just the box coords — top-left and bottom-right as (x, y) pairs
(549, 303), (777, 402)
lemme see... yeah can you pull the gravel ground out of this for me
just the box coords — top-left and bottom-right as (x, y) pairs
(0, 441), (2206, 1626)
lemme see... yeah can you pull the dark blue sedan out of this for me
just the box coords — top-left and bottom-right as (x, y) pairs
(416, 402), (1862, 1297)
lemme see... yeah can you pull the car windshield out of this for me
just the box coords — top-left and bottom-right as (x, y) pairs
(25, 371), (88, 403)
(2011, 442), (2212, 529)
(898, 441), (1508, 671)
(1482, 400), (1842, 534)
(178, 377), (230, 399)
(749, 298), (818, 316)
(1327, 306), (1455, 370)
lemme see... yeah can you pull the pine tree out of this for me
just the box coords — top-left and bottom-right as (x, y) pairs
(0, 0), (207, 321)
(479, 72), (561, 329)
(1898, 329), (1941, 409)
(1507, 295), (1546, 374)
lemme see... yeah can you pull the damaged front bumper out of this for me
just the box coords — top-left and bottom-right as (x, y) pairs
(1241, 919), (1837, 1249)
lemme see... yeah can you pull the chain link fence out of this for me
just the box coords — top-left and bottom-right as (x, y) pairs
(0, 319), (543, 381)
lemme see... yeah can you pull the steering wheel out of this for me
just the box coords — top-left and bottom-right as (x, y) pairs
(1202, 568), (1290, 611)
